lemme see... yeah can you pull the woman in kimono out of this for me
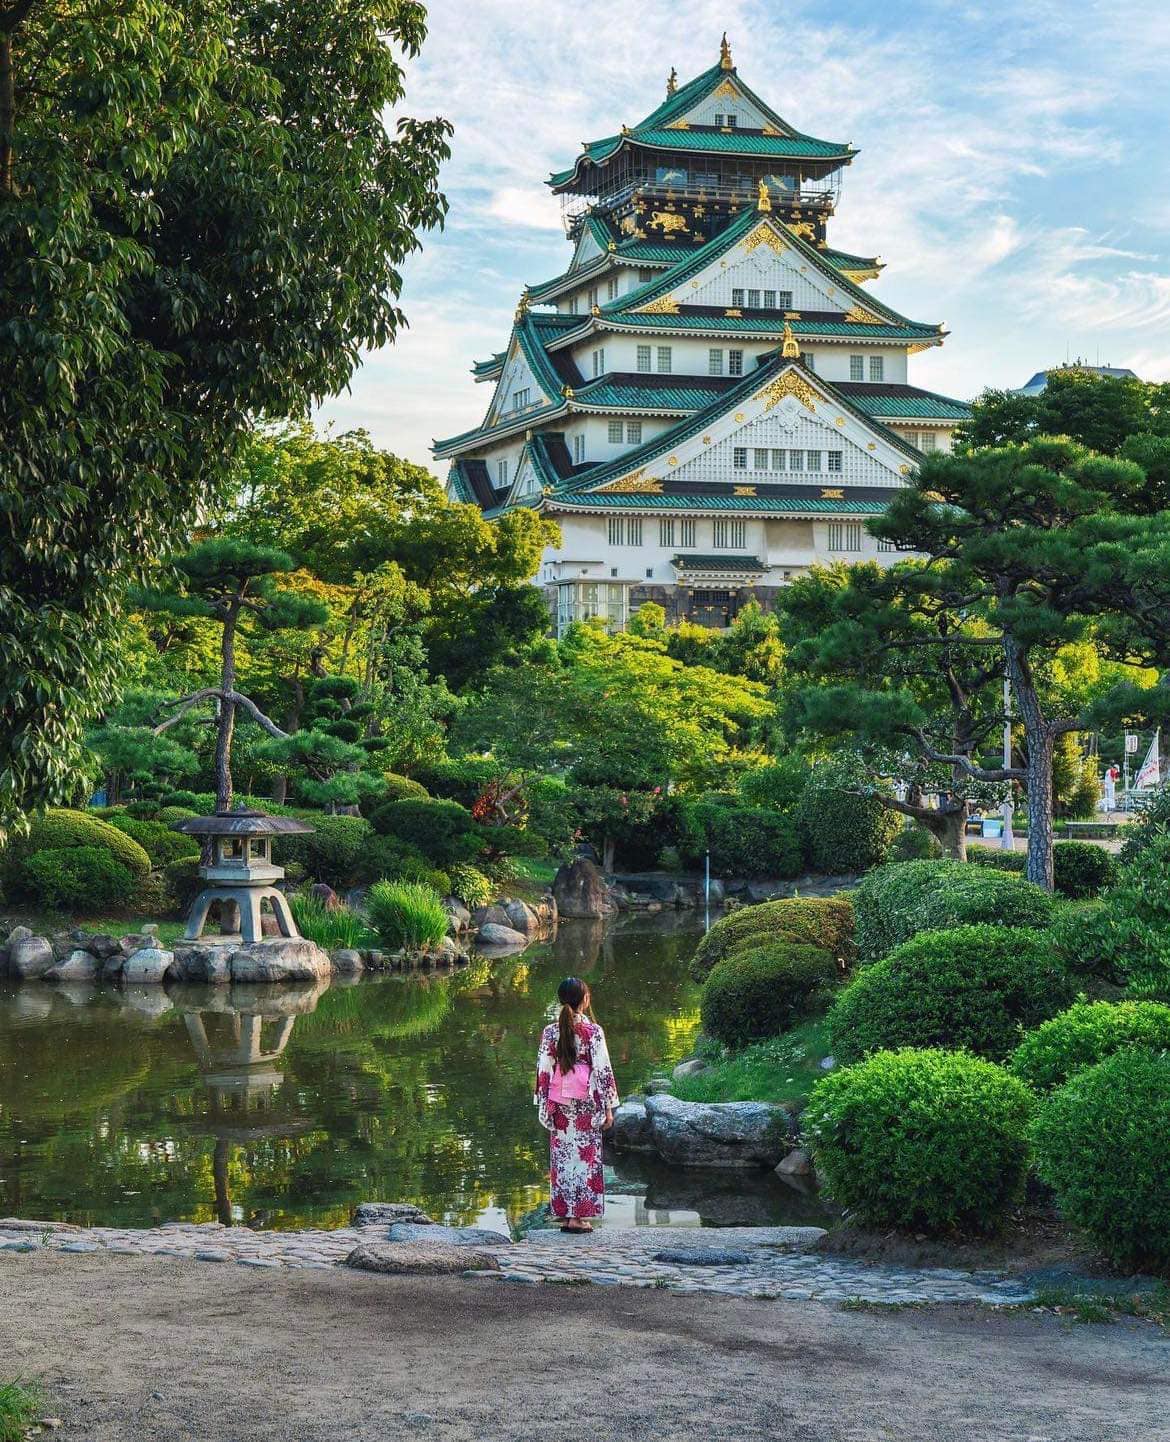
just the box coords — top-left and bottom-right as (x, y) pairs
(534, 976), (619, 1233)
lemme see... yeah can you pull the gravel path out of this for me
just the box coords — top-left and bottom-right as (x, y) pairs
(3, 1249), (1169, 1442)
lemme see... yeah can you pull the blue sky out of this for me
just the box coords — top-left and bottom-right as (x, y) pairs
(316, 0), (1170, 471)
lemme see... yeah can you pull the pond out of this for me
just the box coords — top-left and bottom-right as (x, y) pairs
(0, 914), (828, 1234)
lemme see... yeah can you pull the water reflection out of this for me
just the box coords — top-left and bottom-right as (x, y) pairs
(0, 915), (824, 1232)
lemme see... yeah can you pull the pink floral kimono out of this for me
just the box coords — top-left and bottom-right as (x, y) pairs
(534, 1016), (619, 1221)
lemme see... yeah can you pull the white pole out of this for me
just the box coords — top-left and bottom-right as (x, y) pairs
(704, 849), (710, 930)
(1001, 674), (1015, 849)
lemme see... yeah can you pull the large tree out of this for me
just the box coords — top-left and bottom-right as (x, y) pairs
(0, 0), (450, 833)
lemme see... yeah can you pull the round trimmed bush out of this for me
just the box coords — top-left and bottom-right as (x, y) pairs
(156, 805), (198, 827)
(21, 846), (137, 912)
(1053, 841), (1118, 899)
(4, 808), (151, 885)
(853, 860), (1055, 963)
(827, 925), (1074, 1064)
(273, 814), (373, 889)
(701, 941), (839, 1048)
(1031, 1049), (1170, 1268)
(804, 1048), (1034, 1234)
(369, 797), (482, 867)
(795, 768), (901, 874)
(107, 815), (199, 867)
(382, 772), (430, 801)
(690, 896), (855, 981)
(889, 825), (944, 863)
(1010, 999), (1170, 1091)
(681, 800), (804, 879)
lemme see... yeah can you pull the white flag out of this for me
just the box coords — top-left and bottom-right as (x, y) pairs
(1135, 730), (1161, 790)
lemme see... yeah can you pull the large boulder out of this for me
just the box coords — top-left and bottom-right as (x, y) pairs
(122, 947), (175, 985)
(476, 922), (528, 948)
(229, 938), (331, 984)
(553, 858), (617, 919)
(387, 1222), (512, 1247)
(611, 1095), (793, 1170)
(344, 1242), (500, 1275)
(8, 936), (55, 980)
(502, 899), (540, 936)
(330, 948), (364, 976)
(470, 903), (511, 931)
(608, 1098), (657, 1153)
(170, 941), (232, 985)
(352, 1202), (435, 1228)
(46, 949), (100, 982)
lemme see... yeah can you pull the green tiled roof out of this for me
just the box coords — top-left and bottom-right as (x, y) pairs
(548, 492), (890, 514)
(572, 378), (730, 411)
(598, 312), (940, 340)
(471, 351), (506, 378)
(549, 128), (852, 188)
(843, 386), (971, 421)
(821, 246), (882, 273)
(673, 553), (767, 571)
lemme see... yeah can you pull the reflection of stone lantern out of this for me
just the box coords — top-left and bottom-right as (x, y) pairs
(174, 805), (315, 945)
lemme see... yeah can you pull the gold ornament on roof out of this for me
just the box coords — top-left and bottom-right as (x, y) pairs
(734, 486), (757, 496)
(757, 179), (772, 212)
(621, 123), (631, 136)
(561, 385), (574, 399)
(761, 122), (783, 137)
(665, 118), (690, 129)
(757, 371), (818, 413)
(637, 293), (680, 314)
(667, 67), (678, 96)
(781, 322), (800, 359)
(821, 488), (844, 500)
(714, 78), (739, 99)
(744, 223), (784, 255)
(651, 211), (689, 234)
(845, 304), (882, 325)
(720, 31), (733, 69)
(597, 470), (663, 494)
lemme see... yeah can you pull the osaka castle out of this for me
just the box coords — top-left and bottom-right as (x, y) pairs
(435, 36), (971, 633)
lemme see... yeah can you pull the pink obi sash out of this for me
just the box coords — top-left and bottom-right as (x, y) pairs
(548, 1058), (591, 1102)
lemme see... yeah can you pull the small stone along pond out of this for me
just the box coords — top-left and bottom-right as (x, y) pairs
(0, 914), (828, 1235)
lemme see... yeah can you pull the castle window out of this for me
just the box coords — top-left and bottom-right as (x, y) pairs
(656, 345), (672, 373)
(731, 288), (745, 307)
(728, 349), (744, 376)
(569, 295), (579, 314)
(714, 518), (747, 548)
(608, 517), (624, 546)
(726, 114), (738, 128)
(512, 388), (530, 411)
(638, 267), (655, 282)
(637, 344), (652, 372)
(588, 286), (599, 310)
(659, 518), (675, 547)
(606, 277), (618, 300)
(754, 448), (768, 469)
(680, 518), (696, 547)
(608, 420), (624, 443)
(708, 348), (724, 376)
(877, 538), (896, 552)
(919, 430), (938, 452)
(763, 290), (776, 310)
(789, 450), (804, 472)
(827, 450), (843, 472)
(804, 352), (815, 371)
(869, 355), (884, 382)
(626, 421), (642, 444)
(573, 434), (585, 465)
(771, 449), (786, 471)
(828, 521), (863, 552)
(806, 450), (822, 472)
(849, 354), (864, 382)
(714, 113), (724, 127)
(733, 447), (748, 469)
(747, 288), (761, 308)
(591, 347), (606, 377)
(629, 518), (643, 545)
(778, 290), (793, 309)
(497, 460), (509, 487)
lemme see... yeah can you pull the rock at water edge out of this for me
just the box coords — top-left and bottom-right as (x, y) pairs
(352, 1202), (435, 1228)
(387, 1222), (512, 1248)
(8, 937), (56, 980)
(644, 1094), (792, 1169)
(476, 922), (527, 947)
(345, 1242), (500, 1276)
(46, 948), (100, 982)
(122, 947), (175, 985)
(552, 857), (617, 919)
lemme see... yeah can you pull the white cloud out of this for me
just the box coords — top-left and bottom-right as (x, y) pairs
(486, 186), (564, 231)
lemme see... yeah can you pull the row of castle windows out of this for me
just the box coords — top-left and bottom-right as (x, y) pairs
(730, 289), (792, 310)
(604, 515), (872, 554)
(851, 355), (885, 382)
(733, 448), (844, 473)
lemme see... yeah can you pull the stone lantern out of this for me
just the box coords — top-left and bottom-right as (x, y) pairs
(173, 804), (315, 945)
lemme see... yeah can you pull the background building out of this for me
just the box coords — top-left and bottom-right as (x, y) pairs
(436, 37), (971, 634)
(1015, 361), (1139, 396)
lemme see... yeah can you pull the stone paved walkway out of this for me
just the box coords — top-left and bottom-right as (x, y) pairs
(0, 1218), (1039, 1306)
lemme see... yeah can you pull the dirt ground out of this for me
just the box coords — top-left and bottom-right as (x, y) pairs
(3, 1253), (1170, 1441)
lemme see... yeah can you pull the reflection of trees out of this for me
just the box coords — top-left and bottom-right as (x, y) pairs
(0, 917), (705, 1230)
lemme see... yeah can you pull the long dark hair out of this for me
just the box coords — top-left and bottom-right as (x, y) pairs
(555, 976), (590, 1074)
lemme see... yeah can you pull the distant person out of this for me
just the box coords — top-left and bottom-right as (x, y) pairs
(534, 976), (619, 1234)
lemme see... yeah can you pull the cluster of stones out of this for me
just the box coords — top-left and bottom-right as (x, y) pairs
(445, 894), (557, 950)
(0, 924), (176, 984)
(0, 1213), (1040, 1306)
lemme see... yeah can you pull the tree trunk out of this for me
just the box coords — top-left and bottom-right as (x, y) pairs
(602, 836), (616, 873)
(215, 611), (239, 812)
(0, 33), (15, 198)
(1004, 633), (1055, 890)
(925, 806), (968, 862)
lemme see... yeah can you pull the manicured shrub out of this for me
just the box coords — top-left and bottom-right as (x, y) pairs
(369, 797), (483, 867)
(689, 896), (855, 981)
(21, 846), (137, 913)
(159, 790), (206, 810)
(156, 806), (199, 827)
(681, 800), (804, 879)
(804, 1048), (1034, 1234)
(366, 880), (449, 950)
(107, 815), (199, 866)
(965, 848), (1026, 875)
(288, 894), (373, 950)
(736, 754), (810, 814)
(273, 814), (373, 890)
(382, 772), (430, 801)
(123, 799), (162, 820)
(3, 808), (151, 886)
(1061, 836), (1170, 996)
(889, 824), (943, 862)
(1010, 999), (1170, 1091)
(1118, 784), (1170, 865)
(411, 757), (498, 808)
(852, 860), (1055, 963)
(701, 942), (839, 1048)
(447, 863), (493, 910)
(1031, 1049), (1170, 1269)
(794, 765), (901, 875)
(164, 856), (202, 912)
(1050, 841), (1118, 899)
(827, 925), (1074, 1064)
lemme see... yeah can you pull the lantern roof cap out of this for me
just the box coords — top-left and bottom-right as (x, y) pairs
(173, 804), (315, 837)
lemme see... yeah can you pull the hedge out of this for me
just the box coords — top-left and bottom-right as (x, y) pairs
(969, 841), (1118, 899)
(805, 1049), (1034, 1234)
(107, 815), (199, 867)
(681, 800), (804, 879)
(1031, 1049), (1170, 1269)
(689, 896), (856, 981)
(382, 772), (430, 801)
(369, 797), (483, 867)
(701, 941), (839, 1048)
(828, 925), (1074, 1064)
(3, 808), (151, 884)
(1053, 837), (1170, 998)
(22, 846), (138, 912)
(1010, 999), (1170, 1091)
(794, 769), (901, 874)
(273, 814), (374, 889)
(852, 860), (1055, 963)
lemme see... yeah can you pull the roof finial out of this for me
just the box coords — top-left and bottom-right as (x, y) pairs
(757, 178), (771, 213)
(667, 66), (678, 96)
(781, 322), (801, 359)
(720, 32), (733, 70)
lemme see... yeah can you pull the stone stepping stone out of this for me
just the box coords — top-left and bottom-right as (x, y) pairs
(652, 1247), (755, 1267)
(345, 1242), (500, 1276)
(387, 1222), (511, 1247)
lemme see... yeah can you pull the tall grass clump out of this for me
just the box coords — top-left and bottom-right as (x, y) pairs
(366, 880), (449, 950)
(0, 1381), (43, 1442)
(288, 893), (373, 950)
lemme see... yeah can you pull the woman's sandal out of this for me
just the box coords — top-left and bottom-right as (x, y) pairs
(560, 1222), (594, 1234)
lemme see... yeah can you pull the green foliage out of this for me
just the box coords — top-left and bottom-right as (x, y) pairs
(690, 896), (856, 981)
(1064, 836), (1170, 996)
(805, 1048), (1034, 1234)
(680, 800), (804, 879)
(736, 754), (810, 813)
(957, 370), (1170, 457)
(366, 880), (448, 951)
(0, 1380), (43, 1442)
(0, 0), (451, 830)
(369, 797), (483, 867)
(21, 847), (137, 914)
(164, 856), (202, 913)
(411, 758), (499, 807)
(1119, 785), (1170, 864)
(382, 772), (430, 801)
(1031, 1049), (1170, 1269)
(889, 824), (943, 862)
(828, 925), (1074, 1064)
(701, 942), (839, 1048)
(447, 863), (493, 909)
(3, 808), (152, 889)
(795, 760), (901, 874)
(288, 894), (373, 950)
(1010, 999), (1170, 1091)
(273, 815), (373, 890)
(156, 806), (199, 827)
(671, 1018), (832, 1105)
(106, 816), (199, 867)
(969, 841), (1118, 898)
(852, 860), (1055, 962)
